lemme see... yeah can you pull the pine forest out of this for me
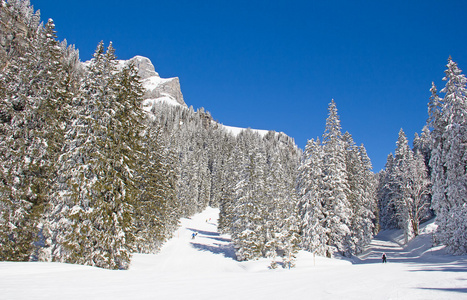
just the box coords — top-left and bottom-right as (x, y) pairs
(1, 0), (467, 270)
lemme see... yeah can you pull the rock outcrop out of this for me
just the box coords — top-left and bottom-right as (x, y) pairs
(118, 56), (186, 108)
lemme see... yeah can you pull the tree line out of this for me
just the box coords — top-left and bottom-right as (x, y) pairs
(0, 1), (177, 269)
(377, 57), (467, 255)
(1, 0), (466, 270)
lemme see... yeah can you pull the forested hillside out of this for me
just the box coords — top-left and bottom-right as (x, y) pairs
(1, 0), (466, 271)
(0, 0), (305, 268)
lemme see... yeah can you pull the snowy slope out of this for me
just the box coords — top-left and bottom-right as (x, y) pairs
(117, 56), (291, 139)
(221, 124), (271, 137)
(1, 208), (467, 300)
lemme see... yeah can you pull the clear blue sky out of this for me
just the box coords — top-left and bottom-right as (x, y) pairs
(33, 0), (467, 171)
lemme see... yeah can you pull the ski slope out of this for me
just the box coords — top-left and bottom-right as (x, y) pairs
(1, 207), (467, 299)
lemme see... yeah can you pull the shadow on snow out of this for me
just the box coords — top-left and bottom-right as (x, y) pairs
(418, 287), (467, 294)
(187, 228), (219, 237)
(190, 242), (236, 260)
(186, 227), (236, 259)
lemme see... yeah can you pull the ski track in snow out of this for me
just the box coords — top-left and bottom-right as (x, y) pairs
(1, 207), (467, 299)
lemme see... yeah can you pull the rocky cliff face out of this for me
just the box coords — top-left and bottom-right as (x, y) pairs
(118, 56), (186, 109)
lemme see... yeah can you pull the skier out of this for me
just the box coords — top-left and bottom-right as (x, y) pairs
(192, 232), (196, 239)
(382, 253), (387, 263)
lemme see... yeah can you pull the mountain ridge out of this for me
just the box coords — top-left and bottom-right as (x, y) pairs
(121, 55), (296, 143)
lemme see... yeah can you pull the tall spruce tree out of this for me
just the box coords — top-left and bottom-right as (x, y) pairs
(297, 138), (329, 256)
(45, 42), (139, 269)
(298, 100), (375, 257)
(429, 57), (467, 254)
(377, 154), (399, 229)
(344, 134), (376, 253)
(321, 100), (352, 256)
(231, 131), (268, 261)
(0, 10), (73, 261)
(394, 129), (431, 241)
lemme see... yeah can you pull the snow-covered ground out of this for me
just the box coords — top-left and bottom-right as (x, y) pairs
(221, 124), (271, 137)
(1, 208), (467, 299)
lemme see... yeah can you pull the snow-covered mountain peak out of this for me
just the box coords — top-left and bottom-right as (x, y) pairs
(115, 55), (186, 108)
(117, 56), (294, 142)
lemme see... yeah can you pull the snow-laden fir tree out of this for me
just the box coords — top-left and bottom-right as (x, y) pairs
(394, 129), (431, 241)
(413, 125), (432, 173)
(297, 138), (329, 256)
(0, 7), (76, 261)
(231, 131), (268, 261)
(217, 134), (241, 234)
(321, 100), (352, 256)
(377, 154), (399, 230)
(44, 43), (140, 269)
(133, 122), (178, 253)
(114, 62), (179, 254)
(263, 132), (301, 268)
(344, 134), (376, 253)
(377, 129), (431, 241)
(428, 57), (467, 254)
(298, 100), (376, 257)
(220, 129), (301, 263)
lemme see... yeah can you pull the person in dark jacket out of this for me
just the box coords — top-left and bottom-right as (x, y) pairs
(382, 253), (387, 263)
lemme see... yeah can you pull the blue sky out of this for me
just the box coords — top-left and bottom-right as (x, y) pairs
(33, 0), (467, 171)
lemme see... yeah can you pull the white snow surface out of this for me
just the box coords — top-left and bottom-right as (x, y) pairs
(1, 208), (467, 299)
(221, 124), (271, 137)
(141, 75), (171, 90)
(142, 96), (180, 112)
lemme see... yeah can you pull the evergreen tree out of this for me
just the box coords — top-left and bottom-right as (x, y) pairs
(0, 11), (73, 261)
(429, 57), (467, 254)
(218, 137), (241, 234)
(413, 125), (432, 172)
(393, 129), (431, 241)
(377, 154), (399, 229)
(321, 100), (352, 256)
(298, 100), (375, 257)
(45, 42), (138, 269)
(297, 138), (329, 256)
(231, 131), (268, 261)
(134, 123), (175, 253)
(344, 134), (376, 254)
(262, 133), (300, 267)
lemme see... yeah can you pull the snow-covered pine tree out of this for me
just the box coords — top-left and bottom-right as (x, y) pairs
(0, 11), (73, 261)
(392, 129), (431, 242)
(0, 5), (42, 260)
(393, 129), (414, 240)
(262, 136), (283, 265)
(358, 145), (378, 237)
(298, 100), (375, 257)
(277, 140), (301, 268)
(0, 24), (37, 261)
(28, 19), (78, 260)
(413, 125), (432, 172)
(46, 42), (137, 269)
(231, 131), (268, 261)
(321, 100), (352, 256)
(112, 62), (169, 254)
(429, 57), (467, 254)
(262, 133), (301, 267)
(344, 133), (376, 254)
(134, 123), (171, 253)
(377, 154), (399, 230)
(218, 136), (241, 234)
(297, 138), (330, 256)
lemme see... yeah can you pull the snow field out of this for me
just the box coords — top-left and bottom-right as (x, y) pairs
(1, 207), (467, 300)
